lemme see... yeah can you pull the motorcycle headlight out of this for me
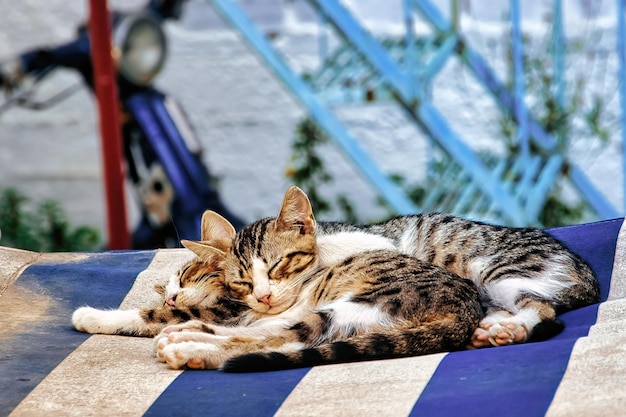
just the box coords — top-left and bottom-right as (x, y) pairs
(114, 13), (167, 86)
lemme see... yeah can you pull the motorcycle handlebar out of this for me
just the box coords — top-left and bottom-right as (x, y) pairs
(6, 0), (188, 86)
(1, 0), (189, 103)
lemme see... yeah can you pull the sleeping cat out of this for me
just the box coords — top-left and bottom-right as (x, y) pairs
(72, 211), (247, 337)
(154, 191), (597, 349)
(74, 185), (597, 349)
(153, 186), (483, 371)
(356, 213), (598, 347)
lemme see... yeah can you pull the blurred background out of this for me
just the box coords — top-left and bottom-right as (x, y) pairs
(0, 0), (623, 250)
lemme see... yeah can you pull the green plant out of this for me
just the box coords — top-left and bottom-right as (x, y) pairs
(495, 19), (609, 226)
(538, 192), (587, 228)
(286, 114), (590, 228)
(286, 117), (359, 223)
(500, 23), (610, 155)
(0, 187), (101, 252)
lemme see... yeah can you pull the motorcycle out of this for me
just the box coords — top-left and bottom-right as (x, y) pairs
(0, 0), (244, 249)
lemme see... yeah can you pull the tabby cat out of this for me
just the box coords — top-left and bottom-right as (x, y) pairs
(153, 186), (483, 371)
(72, 211), (246, 337)
(354, 213), (598, 347)
(159, 190), (596, 351)
(75, 185), (597, 350)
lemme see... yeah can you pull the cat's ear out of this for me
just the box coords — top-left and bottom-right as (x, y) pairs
(275, 186), (316, 235)
(181, 239), (226, 260)
(201, 210), (236, 241)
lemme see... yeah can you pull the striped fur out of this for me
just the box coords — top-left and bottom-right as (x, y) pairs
(221, 250), (482, 372)
(362, 213), (598, 308)
(76, 184), (598, 355)
(154, 187), (482, 371)
(355, 213), (598, 346)
(72, 212), (247, 337)
(222, 202), (597, 348)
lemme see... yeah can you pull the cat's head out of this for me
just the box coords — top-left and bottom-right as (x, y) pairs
(155, 210), (236, 308)
(220, 186), (319, 315)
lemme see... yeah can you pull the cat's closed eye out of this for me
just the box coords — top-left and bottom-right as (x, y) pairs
(228, 281), (253, 298)
(267, 259), (283, 279)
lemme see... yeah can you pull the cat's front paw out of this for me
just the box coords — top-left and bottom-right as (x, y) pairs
(159, 320), (214, 336)
(72, 306), (143, 335)
(469, 312), (528, 348)
(154, 329), (224, 361)
(72, 307), (114, 334)
(72, 307), (96, 332)
(160, 342), (221, 370)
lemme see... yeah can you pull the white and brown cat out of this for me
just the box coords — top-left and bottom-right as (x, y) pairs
(72, 211), (246, 337)
(74, 186), (598, 351)
(153, 187), (483, 371)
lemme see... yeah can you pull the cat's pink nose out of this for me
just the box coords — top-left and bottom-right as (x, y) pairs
(166, 295), (177, 307)
(258, 295), (271, 306)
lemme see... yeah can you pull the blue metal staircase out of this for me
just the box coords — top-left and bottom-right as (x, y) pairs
(207, 0), (622, 226)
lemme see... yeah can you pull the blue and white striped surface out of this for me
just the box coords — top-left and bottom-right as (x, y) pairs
(1, 218), (624, 417)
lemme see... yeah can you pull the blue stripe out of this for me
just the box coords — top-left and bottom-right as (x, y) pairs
(410, 340), (574, 416)
(0, 250), (155, 416)
(145, 368), (310, 417)
(410, 218), (622, 417)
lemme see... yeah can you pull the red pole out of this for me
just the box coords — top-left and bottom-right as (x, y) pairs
(88, 0), (130, 249)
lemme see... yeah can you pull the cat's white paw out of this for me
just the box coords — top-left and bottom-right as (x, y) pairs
(161, 342), (221, 370)
(154, 329), (225, 361)
(469, 311), (528, 348)
(160, 320), (212, 336)
(153, 320), (223, 355)
(72, 307), (142, 335)
(72, 307), (99, 332)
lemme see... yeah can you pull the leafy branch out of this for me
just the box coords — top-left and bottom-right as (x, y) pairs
(0, 187), (101, 252)
(286, 118), (359, 223)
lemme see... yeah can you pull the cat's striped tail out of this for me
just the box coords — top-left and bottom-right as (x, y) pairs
(221, 320), (477, 373)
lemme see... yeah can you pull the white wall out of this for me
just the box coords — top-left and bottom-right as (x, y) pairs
(0, 0), (622, 245)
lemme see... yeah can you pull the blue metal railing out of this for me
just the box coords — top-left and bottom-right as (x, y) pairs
(511, 0), (530, 162)
(205, 0), (623, 225)
(411, 0), (619, 219)
(618, 0), (626, 213)
(208, 0), (418, 215)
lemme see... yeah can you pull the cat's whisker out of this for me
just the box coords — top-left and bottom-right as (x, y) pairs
(281, 271), (315, 292)
(170, 216), (182, 248)
(224, 294), (249, 307)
